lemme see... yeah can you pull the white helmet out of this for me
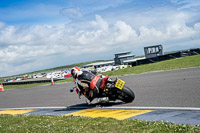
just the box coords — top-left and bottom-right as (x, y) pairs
(71, 66), (83, 79)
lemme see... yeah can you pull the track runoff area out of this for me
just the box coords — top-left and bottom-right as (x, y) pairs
(1, 106), (200, 125)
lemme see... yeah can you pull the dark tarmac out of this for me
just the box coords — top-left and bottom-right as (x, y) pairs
(0, 67), (200, 109)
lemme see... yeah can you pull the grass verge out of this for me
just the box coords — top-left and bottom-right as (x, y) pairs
(102, 55), (200, 76)
(0, 115), (199, 133)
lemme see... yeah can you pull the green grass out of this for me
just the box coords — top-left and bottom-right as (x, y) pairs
(102, 55), (200, 76)
(0, 115), (199, 133)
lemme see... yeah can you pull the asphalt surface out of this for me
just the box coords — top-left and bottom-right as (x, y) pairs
(0, 67), (200, 109)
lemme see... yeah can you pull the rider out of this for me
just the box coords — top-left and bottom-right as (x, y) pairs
(71, 66), (109, 104)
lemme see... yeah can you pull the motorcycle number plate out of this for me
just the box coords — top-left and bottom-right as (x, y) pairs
(115, 79), (125, 90)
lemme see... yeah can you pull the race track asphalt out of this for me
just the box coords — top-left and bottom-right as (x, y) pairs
(0, 67), (200, 109)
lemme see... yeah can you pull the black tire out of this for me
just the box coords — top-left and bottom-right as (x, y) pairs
(117, 86), (135, 103)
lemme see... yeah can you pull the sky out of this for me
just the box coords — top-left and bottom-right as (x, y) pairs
(0, 0), (200, 77)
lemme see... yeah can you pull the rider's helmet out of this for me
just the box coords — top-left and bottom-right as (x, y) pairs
(71, 66), (83, 79)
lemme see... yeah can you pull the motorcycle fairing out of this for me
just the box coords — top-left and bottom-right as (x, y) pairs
(90, 75), (100, 89)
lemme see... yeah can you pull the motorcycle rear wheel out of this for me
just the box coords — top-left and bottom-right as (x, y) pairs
(117, 86), (135, 103)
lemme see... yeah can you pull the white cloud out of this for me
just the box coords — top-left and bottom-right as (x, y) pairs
(113, 21), (138, 43)
(194, 23), (200, 31)
(0, 22), (5, 29)
(0, 11), (200, 76)
(91, 15), (109, 31)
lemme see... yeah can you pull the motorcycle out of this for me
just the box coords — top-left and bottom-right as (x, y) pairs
(70, 75), (135, 103)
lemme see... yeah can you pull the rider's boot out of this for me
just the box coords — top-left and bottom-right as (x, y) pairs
(97, 97), (109, 103)
(86, 97), (109, 104)
(86, 99), (91, 105)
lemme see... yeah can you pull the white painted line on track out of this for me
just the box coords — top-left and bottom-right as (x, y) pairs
(100, 106), (200, 111)
(1, 106), (200, 111)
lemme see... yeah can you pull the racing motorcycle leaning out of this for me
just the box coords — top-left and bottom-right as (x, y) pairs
(70, 71), (135, 104)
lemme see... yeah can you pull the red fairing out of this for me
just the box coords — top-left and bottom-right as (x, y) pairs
(90, 76), (100, 89)
(100, 76), (109, 89)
